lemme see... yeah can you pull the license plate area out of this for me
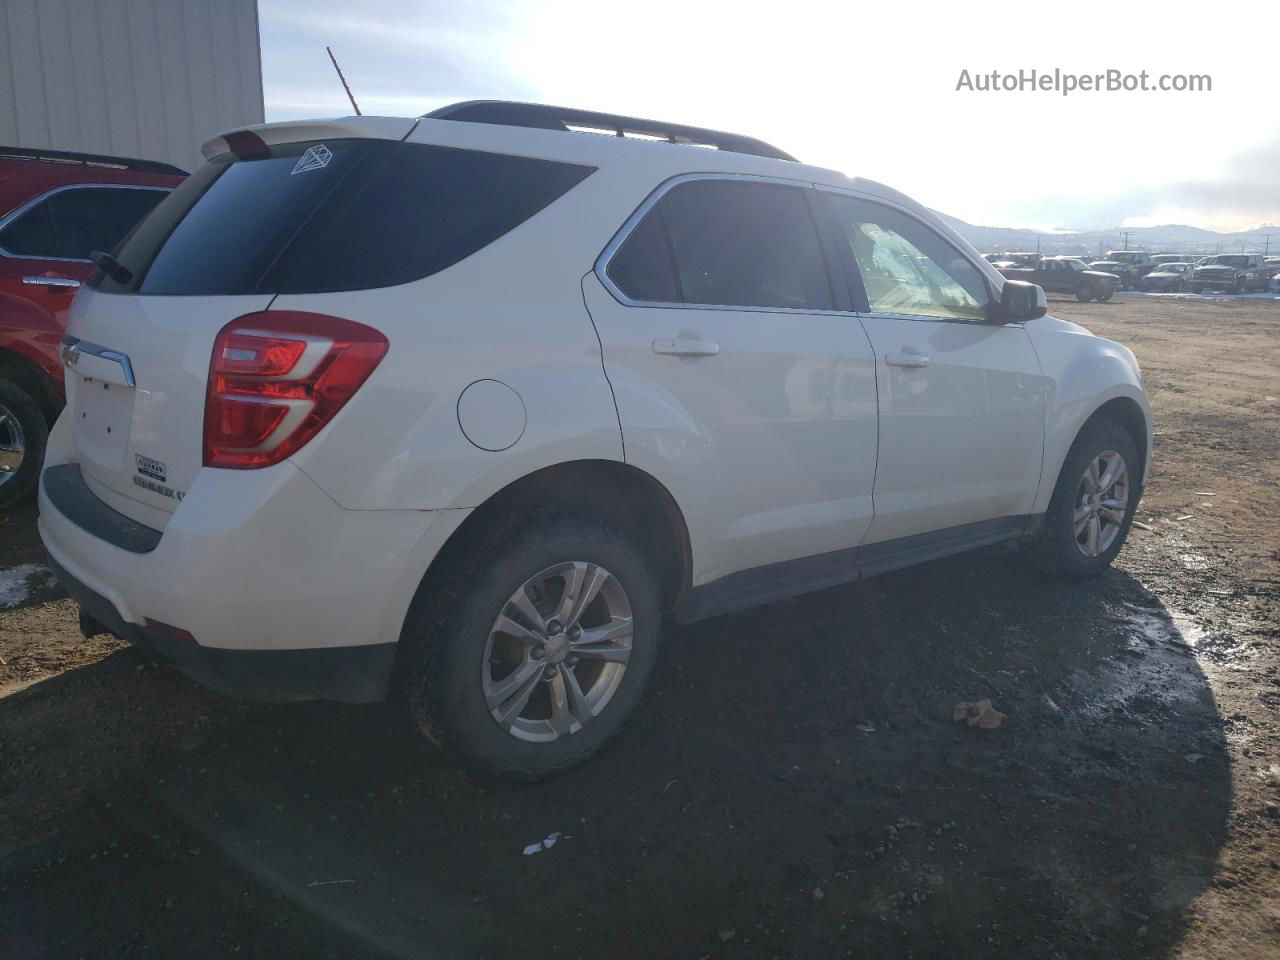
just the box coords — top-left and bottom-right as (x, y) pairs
(71, 375), (135, 468)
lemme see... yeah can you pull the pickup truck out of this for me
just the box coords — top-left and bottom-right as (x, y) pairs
(1190, 254), (1271, 293)
(1088, 251), (1153, 288)
(999, 256), (1117, 302)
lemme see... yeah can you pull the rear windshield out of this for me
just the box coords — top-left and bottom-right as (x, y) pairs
(91, 139), (594, 295)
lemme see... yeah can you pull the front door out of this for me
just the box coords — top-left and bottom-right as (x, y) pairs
(820, 191), (1047, 545)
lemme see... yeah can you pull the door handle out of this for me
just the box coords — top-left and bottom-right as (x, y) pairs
(23, 275), (80, 290)
(653, 337), (720, 357)
(885, 351), (929, 368)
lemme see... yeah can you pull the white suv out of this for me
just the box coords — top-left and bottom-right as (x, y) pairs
(39, 102), (1151, 779)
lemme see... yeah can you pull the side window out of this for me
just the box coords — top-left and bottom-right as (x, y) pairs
(608, 179), (833, 311)
(823, 193), (991, 322)
(0, 187), (166, 261)
(0, 200), (58, 257)
(607, 205), (679, 303)
(46, 187), (167, 260)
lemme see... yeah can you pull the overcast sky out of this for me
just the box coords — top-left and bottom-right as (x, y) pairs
(259, 0), (1280, 233)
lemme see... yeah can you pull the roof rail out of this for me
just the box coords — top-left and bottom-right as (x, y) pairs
(423, 101), (796, 162)
(0, 145), (187, 176)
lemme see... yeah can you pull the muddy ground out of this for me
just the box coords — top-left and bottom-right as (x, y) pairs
(2, 294), (1278, 959)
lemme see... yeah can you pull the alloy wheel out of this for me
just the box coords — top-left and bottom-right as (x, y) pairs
(0, 404), (25, 487)
(482, 561), (634, 743)
(1073, 450), (1130, 558)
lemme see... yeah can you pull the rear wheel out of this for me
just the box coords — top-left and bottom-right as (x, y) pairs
(404, 512), (661, 780)
(1030, 419), (1141, 578)
(0, 379), (47, 509)
(1075, 286), (1093, 302)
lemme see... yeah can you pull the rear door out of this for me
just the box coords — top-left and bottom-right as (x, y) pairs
(819, 190), (1046, 545)
(584, 176), (879, 582)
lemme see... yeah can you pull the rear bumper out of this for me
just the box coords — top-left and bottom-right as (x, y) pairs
(36, 410), (467, 702)
(50, 556), (396, 702)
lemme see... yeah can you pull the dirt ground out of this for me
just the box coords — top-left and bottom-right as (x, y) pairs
(2, 293), (1278, 959)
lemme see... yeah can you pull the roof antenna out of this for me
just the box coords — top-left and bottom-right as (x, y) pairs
(326, 46), (362, 116)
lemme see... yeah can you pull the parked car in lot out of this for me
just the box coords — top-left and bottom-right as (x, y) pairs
(998, 252), (1042, 268)
(1190, 254), (1270, 293)
(0, 146), (185, 507)
(1139, 262), (1197, 292)
(999, 255), (1117, 302)
(1149, 254), (1186, 267)
(38, 103), (1151, 779)
(1089, 251), (1153, 288)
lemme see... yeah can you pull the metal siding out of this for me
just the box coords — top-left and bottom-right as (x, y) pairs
(0, 0), (263, 171)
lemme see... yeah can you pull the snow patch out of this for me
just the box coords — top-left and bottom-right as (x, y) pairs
(0, 563), (55, 609)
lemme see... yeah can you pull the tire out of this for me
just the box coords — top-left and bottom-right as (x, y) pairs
(1098, 285), (1114, 302)
(1175, 280), (1185, 293)
(1075, 286), (1093, 303)
(404, 512), (662, 781)
(1029, 419), (1141, 578)
(1232, 279), (1245, 294)
(1190, 284), (1202, 294)
(0, 378), (48, 509)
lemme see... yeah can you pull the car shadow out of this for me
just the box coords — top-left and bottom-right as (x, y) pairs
(1, 550), (1228, 959)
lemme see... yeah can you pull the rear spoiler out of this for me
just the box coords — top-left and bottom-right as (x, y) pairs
(201, 116), (419, 161)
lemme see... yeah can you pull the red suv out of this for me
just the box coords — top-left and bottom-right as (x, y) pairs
(0, 146), (185, 506)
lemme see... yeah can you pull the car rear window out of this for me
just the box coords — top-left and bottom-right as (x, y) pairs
(90, 140), (594, 296)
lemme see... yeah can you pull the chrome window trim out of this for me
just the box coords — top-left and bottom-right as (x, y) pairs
(0, 183), (173, 262)
(593, 171), (850, 316)
(813, 183), (1009, 327)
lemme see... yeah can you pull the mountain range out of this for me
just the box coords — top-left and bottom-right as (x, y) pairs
(935, 213), (1280, 258)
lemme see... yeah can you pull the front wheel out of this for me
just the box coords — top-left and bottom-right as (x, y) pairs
(1097, 285), (1114, 302)
(1030, 420), (1141, 578)
(404, 513), (661, 780)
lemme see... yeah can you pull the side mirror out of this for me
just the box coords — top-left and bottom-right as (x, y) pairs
(988, 279), (1046, 323)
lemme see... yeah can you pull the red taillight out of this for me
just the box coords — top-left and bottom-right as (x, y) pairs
(204, 311), (388, 469)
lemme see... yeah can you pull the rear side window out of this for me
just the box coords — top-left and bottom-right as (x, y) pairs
(0, 202), (57, 257)
(93, 140), (594, 295)
(608, 179), (833, 311)
(0, 187), (164, 260)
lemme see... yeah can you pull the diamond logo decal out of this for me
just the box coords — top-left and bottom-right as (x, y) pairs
(291, 144), (333, 175)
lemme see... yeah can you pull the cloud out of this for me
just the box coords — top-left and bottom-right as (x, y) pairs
(1166, 136), (1280, 219)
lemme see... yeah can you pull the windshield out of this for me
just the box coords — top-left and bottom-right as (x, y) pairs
(1065, 259), (1087, 271)
(1202, 255), (1249, 267)
(1106, 252), (1138, 262)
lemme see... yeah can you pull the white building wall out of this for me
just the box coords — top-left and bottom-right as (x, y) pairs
(0, 0), (263, 172)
